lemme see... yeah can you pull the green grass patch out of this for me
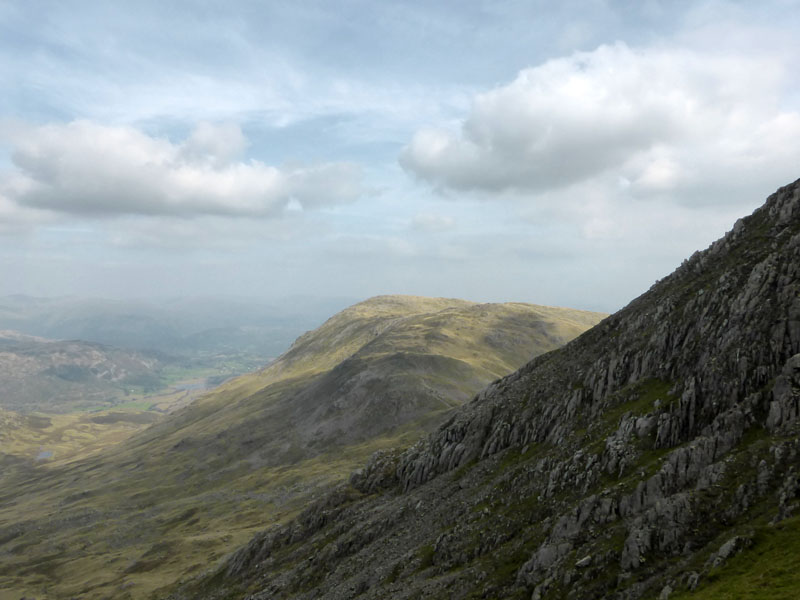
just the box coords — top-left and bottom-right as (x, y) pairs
(451, 458), (479, 482)
(671, 516), (800, 600)
(383, 560), (403, 584)
(603, 378), (675, 427)
(417, 544), (436, 570)
(105, 399), (155, 412)
(497, 444), (543, 472)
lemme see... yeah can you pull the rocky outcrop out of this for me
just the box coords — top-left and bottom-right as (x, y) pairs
(172, 179), (800, 600)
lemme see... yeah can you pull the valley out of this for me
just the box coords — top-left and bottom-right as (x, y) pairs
(0, 295), (604, 599)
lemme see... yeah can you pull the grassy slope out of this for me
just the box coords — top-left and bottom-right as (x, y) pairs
(216, 295), (601, 394)
(0, 295), (604, 600)
(668, 516), (800, 600)
(0, 408), (159, 466)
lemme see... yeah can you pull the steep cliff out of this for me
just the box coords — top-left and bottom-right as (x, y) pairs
(179, 179), (800, 599)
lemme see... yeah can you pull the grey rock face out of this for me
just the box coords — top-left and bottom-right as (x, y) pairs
(766, 353), (800, 431)
(575, 554), (592, 569)
(709, 535), (752, 568)
(173, 180), (800, 600)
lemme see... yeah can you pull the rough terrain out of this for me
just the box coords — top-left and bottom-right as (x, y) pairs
(0, 296), (602, 600)
(175, 180), (800, 600)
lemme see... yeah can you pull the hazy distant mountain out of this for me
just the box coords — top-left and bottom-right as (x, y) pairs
(0, 330), (171, 413)
(0, 295), (354, 360)
(0, 295), (604, 600)
(173, 181), (800, 600)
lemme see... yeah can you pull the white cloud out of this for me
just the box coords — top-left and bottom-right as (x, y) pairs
(400, 42), (800, 206)
(180, 121), (248, 167)
(2, 120), (363, 218)
(0, 186), (56, 234)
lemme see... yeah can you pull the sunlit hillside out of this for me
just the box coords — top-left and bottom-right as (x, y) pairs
(0, 295), (604, 600)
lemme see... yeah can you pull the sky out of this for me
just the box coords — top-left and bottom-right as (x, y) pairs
(1, 0), (799, 313)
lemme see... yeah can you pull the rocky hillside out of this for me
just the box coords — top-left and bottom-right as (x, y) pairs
(177, 180), (800, 600)
(0, 296), (602, 600)
(0, 330), (170, 413)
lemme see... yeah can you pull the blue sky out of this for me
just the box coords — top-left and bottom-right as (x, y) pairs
(1, 0), (799, 312)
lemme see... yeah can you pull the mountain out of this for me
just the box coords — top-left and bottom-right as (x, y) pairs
(173, 181), (800, 600)
(0, 330), (171, 413)
(0, 295), (352, 361)
(170, 295), (605, 464)
(0, 295), (603, 600)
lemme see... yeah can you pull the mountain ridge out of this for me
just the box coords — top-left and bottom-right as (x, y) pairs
(144, 295), (605, 468)
(182, 179), (800, 599)
(0, 295), (604, 600)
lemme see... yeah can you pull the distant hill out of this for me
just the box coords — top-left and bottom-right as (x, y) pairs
(0, 295), (604, 600)
(0, 330), (171, 413)
(197, 295), (606, 460)
(0, 295), (351, 360)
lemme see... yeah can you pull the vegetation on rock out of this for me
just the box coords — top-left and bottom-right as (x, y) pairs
(174, 179), (800, 600)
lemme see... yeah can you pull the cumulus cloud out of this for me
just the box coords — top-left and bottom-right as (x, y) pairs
(180, 122), (248, 167)
(2, 120), (362, 218)
(0, 188), (56, 234)
(400, 43), (800, 205)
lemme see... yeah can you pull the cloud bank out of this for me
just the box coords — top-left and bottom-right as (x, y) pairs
(400, 43), (800, 205)
(3, 120), (362, 218)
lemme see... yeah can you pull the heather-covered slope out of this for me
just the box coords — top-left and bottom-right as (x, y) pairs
(0, 296), (601, 600)
(183, 180), (800, 600)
